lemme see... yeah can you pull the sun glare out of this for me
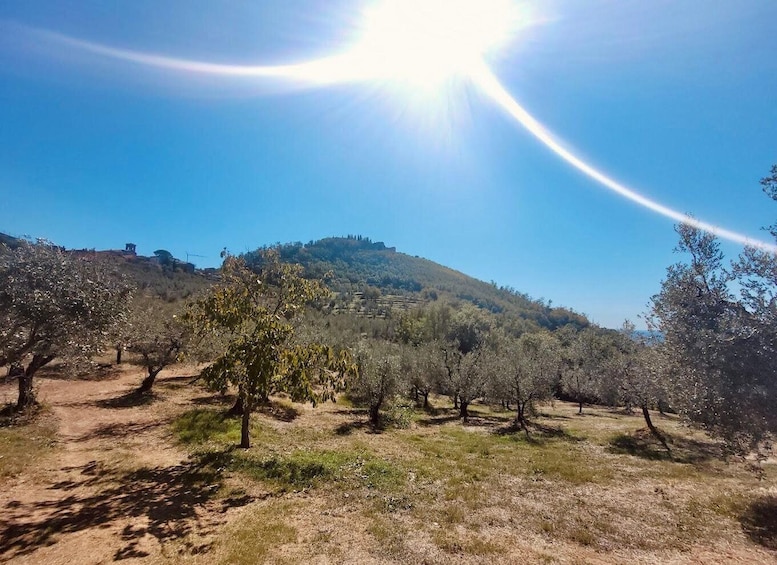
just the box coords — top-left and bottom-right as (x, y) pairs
(350, 0), (521, 89)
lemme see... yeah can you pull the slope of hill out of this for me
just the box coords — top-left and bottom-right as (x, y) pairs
(243, 236), (589, 332)
(2, 231), (589, 331)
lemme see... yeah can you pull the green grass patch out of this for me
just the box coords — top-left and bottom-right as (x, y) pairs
(196, 446), (404, 492)
(403, 427), (612, 487)
(173, 409), (241, 444)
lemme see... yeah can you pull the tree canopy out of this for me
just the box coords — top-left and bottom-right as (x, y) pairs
(650, 167), (777, 453)
(0, 241), (131, 408)
(188, 250), (354, 448)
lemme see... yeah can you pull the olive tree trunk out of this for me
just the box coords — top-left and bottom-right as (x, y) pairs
(138, 368), (162, 394)
(16, 354), (54, 410)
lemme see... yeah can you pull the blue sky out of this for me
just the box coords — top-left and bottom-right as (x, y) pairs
(1, 0), (776, 328)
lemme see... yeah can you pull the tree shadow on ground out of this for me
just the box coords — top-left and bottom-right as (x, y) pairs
(608, 428), (722, 464)
(462, 414), (511, 428)
(537, 412), (572, 421)
(494, 421), (581, 444)
(191, 394), (234, 408)
(0, 403), (44, 427)
(75, 420), (167, 443)
(418, 403), (446, 417)
(96, 390), (160, 409)
(37, 363), (123, 382)
(573, 411), (620, 420)
(416, 408), (510, 428)
(416, 414), (461, 427)
(0, 459), (252, 560)
(333, 407), (369, 416)
(156, 375), (199, 391)
(334, 419), (372, 436)
(740, 496), (777, 550)
(332, 408), (388, 435)
(256, 400), (301, 423)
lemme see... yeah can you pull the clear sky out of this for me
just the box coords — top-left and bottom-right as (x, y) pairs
(1, 0), (776, 328)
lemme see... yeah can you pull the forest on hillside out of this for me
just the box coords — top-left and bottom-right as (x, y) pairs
(243, 235), (590, 334)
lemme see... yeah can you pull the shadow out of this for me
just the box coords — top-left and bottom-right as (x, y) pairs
(75, 420), (167, 443)
(420, 404), (446, 417)
(0, 458), (252, 560)
(96, 391), (159, 409)
(573, 411), (619, 420)
(740, 496), (777, 550)
(333, 408), (369, 417)
(156, 375), (199, 391)
(607, 429), (722, 464)
(461, 415), (510, 428)
(37, 363), (123, 382)
(0, 403), (44, 427)
(416, 414), (461, 427)
(334, 420), (371, 436)
(256, 400), (301, 423)
(191, 394), (234, 408)
(531, 422), (582, 441)
(537, 412), (572, 421)
(494, 421), (581, 443)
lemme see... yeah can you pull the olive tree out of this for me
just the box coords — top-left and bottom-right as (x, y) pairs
(561, 328), (610, 414)
(0, 242), (131, 409)
(493, 331), (561, 432)
(127, 296), (191, 394)
(441, 306), (493, 419)
(403, 340), (446, 409)
(188, 251), (353, 448)
(351, 340), (404, 427)
(608, 322), (668, 445)
(651, 216), (777, 453)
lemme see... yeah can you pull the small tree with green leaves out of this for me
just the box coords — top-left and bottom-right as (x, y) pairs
(188, 250), (353, 448)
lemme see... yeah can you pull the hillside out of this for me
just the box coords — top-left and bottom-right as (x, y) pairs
(243, 236), (589, 332)
(1, 231), (589, 331)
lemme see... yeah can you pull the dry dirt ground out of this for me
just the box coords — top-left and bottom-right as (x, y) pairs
(1, 365), (776, 564)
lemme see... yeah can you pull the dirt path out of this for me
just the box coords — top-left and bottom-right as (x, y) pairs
(0, 365), (245, 564)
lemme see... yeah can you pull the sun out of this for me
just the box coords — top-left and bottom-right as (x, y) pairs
(347, 0), (522, 89)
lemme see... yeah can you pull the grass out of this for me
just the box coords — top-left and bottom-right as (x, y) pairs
(0, 405), (58, 479)
(216, 501), (298, 565)
(3, 375), (774, 563)
(162, 398), (777, 563)
(174, 408), (406, 492)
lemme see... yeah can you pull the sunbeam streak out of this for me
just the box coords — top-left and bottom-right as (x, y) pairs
(25, 25), (777, 254)
(469, 62), (777, 254)
(39, 30), (367, 85)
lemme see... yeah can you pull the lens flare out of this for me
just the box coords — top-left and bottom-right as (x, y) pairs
(468, 61), (777, 254)
(35, 29), (362, 85)
(11, 5), (775, 254)
(354, 0), (521, 88)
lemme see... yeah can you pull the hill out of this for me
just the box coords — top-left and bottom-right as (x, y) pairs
(1, 231), (589, 331)
(243, 236), (589, 332)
